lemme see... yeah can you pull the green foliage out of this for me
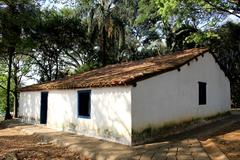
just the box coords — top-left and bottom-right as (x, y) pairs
(0, 0), (240, 113)
(0, 78), (7, 113)
(75, 63), (96, 74)
(0, 0), (42, 118)
(209, 22), (240, 106)
(136, 0), (159, 25)
(76, 0), (136, 66)
(156, 0), (239, 24)
(186, 31), (220, 46)
(27, 9), (92, 82)
(137, 0), (240, 53)
(0, 63), (14, 113)
(0, 0), (40, 48)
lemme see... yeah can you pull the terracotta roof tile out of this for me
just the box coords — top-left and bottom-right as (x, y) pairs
(19, 48), (209, 92)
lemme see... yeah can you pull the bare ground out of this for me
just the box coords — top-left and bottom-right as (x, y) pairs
(207, 121), (240, 160)
(0, 120), (88, 160)
(1, 115), (240, 160)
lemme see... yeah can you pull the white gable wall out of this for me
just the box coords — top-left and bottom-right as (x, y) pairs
(132, 53), (231, 131)
(19, 87), (132, 145)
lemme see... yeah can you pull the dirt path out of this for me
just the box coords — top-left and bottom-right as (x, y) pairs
(0, 121), (88, 160)
(207, 121), (240, 160)
(1, 115), (240, 160)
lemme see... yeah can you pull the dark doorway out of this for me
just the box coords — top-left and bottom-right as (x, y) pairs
(198, 82), (207, 105)
(40, 92), (48, 124)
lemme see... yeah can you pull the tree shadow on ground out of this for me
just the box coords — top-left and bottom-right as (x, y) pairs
(2, 115), (240, 160)
(208, 121), (240, 160)
(0, 119), (31, 130)
(142, 115), (240, 143)
(0, 134), (89, 160)
(118, 115), (240, 159)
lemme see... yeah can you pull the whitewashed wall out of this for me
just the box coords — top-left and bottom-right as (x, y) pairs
(19, 91), (41, 123)
(19, 87), (132, 145)
(132, 53), (231, 131)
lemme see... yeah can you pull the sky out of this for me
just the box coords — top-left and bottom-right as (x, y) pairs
(223, 14), (240, 24)
(42, 0), (65, 9)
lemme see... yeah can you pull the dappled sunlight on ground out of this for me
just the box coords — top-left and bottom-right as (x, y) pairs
(209, 121), (240, 160)
(1, 115), (240, 159)
(0, 121), (90, 160)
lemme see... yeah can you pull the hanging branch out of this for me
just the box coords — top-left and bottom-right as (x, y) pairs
(203, 0), (240, 18)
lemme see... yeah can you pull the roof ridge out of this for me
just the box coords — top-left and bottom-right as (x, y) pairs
(19, 48), (209, 92)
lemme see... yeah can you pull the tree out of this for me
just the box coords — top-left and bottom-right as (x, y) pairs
(27, 9), (92, 82)
(136, 0), (240, 53)
(156, 0), (239, 22)
(0, 58), (14, 114)
(154, 0), (240, 50)
(209, 22), (240, 107)
(136, 0), (200, 52)
(201, 0), (240, 18)
(11, 55), (33, 117)
(76, 0), (136, 66)
(0, 0), (40, 119)
(1, 1), (21, 119)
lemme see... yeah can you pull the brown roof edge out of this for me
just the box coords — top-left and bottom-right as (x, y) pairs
(125, 49), (209, 85)
(208, 51), (230, 80)
(19, 48), (209, 92)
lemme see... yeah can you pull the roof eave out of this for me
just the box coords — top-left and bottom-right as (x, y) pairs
(126, 50), (209, 85)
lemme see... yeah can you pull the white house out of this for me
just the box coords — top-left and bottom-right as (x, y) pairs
(19, 48), (231, 145)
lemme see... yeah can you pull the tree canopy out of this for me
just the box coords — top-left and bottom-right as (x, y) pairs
(0, 0), (240, 116)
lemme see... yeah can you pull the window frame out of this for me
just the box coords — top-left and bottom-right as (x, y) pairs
(198, 81), (207, 105)
(77, 90), (91, 119)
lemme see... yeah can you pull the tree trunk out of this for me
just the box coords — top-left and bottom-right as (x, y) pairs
(5, 48), (14, 120)
(13, 63), (19, 118)
(100, 26), (107, 66)
(55, 56), (59, 80)
(13, 91), (19, 118)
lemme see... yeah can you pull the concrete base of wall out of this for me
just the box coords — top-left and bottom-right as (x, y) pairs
(132, 111), (231, 145)
(19, 116), (40, 125)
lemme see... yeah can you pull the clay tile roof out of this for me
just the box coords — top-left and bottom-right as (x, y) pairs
(19, 48), (209, 92)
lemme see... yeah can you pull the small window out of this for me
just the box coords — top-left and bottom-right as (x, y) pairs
(78, 90), (91, 118)
(199, 82), (207, 105)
